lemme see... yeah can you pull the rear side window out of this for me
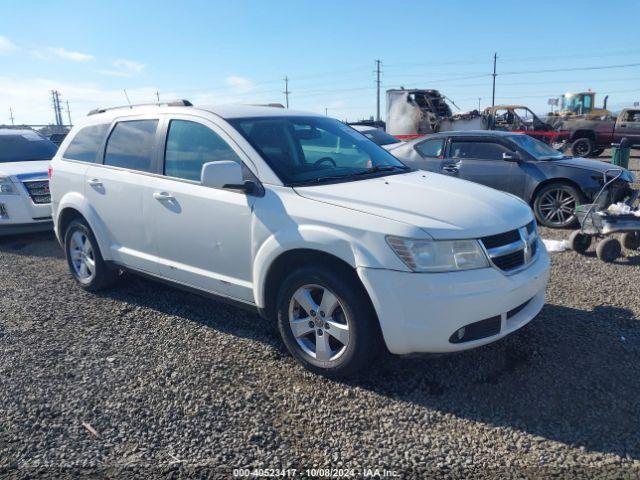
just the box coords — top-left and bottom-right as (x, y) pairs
(63, 124), (109, 162)
(415, 138), (444, 158)
(104, 120), (158, 172)
(164, 120), (242, 182)
(0, 132), (58, 162)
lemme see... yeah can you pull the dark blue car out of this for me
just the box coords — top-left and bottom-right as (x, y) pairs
(388, 130), (636, 228)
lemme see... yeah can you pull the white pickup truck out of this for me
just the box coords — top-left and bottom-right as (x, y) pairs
(0, 128), (57, 235)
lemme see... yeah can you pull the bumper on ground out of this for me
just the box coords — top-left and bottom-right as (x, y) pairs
(357, 246), (550, 355)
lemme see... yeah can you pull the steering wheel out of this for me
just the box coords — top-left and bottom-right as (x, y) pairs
(314, 157), (336, 168)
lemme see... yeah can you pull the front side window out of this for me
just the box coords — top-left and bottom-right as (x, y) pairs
(450, 141), (511, 160)
(0, 132), (58, 163)
(164, 120), (243, 182)
(63, 124), (109, 162)
(415, 138), (444, 158)
(104, 120), (158, 172)
(229, 116), (408, 185)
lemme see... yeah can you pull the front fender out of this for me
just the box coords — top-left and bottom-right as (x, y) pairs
(56, 192), (113, 261)
(252, 224), (403, 308)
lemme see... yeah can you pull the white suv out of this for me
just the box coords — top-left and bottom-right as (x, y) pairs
(0, 128), (58, 235)
(50, 102), (550, 376)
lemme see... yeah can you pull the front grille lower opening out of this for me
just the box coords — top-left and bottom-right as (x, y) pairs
(449, 316), (501, 344)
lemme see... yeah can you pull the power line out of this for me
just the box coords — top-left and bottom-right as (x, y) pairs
(500, 62), (640, 76)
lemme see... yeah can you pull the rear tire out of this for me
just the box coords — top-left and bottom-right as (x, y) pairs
(64, 219), (119, 291)
(596, 238), (621, 263)
(569, 230), (591, 254)
(276, 264), (382, 377)
(571, 138), (594, 157)
(533, 182), (585, 228)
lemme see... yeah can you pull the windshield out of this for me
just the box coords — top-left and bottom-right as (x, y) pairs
(357, 128), (401, 146)
(0, 132), (58, 163)
(229, 116), (409, 185)
(509, 134), (565, 160)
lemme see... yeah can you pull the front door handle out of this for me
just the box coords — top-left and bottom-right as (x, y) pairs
(153, 191), (175, 201)
(88, 178), (103, 187)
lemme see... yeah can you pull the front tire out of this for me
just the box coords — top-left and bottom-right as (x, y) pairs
(64, 219), (119, 291)
(533, 182), (585, 228)
(276, 265), (381, 377)
(569, 230), (591, 254)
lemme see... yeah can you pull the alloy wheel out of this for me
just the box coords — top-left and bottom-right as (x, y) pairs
(537, 188), (577, 227)
(288, 284), (351, 362)
(69, 230), (96, 283)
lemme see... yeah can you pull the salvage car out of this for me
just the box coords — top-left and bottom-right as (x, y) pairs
(350, 124), (402, 149)
(50, 102), (550, 377)
(0, 128), (57, 235)
(390, 130), (635, 228)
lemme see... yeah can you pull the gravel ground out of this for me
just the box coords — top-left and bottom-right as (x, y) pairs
(1, 229), (640, 479)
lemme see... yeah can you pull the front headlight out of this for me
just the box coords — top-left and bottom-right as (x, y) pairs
(0, 176), (17, 195)
(386, 236), (490, 272)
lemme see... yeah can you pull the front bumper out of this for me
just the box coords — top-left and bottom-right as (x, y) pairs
(357, 242), (550, 354)
(0, 194), (52, 235)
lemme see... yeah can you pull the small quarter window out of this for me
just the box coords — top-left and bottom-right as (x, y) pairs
(63, 124), (109, 163)
(104, 120), (159, 172)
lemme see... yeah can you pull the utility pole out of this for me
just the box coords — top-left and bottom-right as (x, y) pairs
(65, 100), (72, 126)
(283, 76), (290, 108)
(325, 107), (328, 116)
(51, 90), (63, 127)
(375, 59), (382, 122)
(478, 98), (481, 111)
(491, 53), (497, 108)
(155, 91), (160, 102)
(9, 108), (15, 126)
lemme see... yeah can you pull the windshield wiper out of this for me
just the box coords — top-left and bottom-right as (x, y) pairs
(352, 165), (408, 176)
(293, 165), (408, 186)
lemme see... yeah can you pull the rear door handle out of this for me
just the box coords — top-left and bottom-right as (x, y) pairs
(442, 165), (459, 173)
(88, 178), (103, 187)
(153, 191), (175, 201)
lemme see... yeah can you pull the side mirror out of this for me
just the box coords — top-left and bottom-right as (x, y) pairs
(201, 161), (259, 194)
(502, 151), (521, 162)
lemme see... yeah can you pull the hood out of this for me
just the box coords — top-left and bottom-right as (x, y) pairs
(294, 171), (534, 240)
(553, 157), (631, 177)
(0, 160), (50, 181)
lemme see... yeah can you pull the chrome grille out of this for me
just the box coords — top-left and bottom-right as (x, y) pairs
(481, 221), (538, 273)
(23, 180), (51, 204)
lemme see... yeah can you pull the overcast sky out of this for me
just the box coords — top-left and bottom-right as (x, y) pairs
(1, 0), (639, 125)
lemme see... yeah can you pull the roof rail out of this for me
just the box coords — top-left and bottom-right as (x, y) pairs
(87, 99), (193, 116)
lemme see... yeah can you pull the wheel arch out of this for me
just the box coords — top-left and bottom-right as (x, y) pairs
(529, 178), (586, 206)
(258, 248), (375, 323)
(56, 193), (113, 260)
(570, 129), (596, 142)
